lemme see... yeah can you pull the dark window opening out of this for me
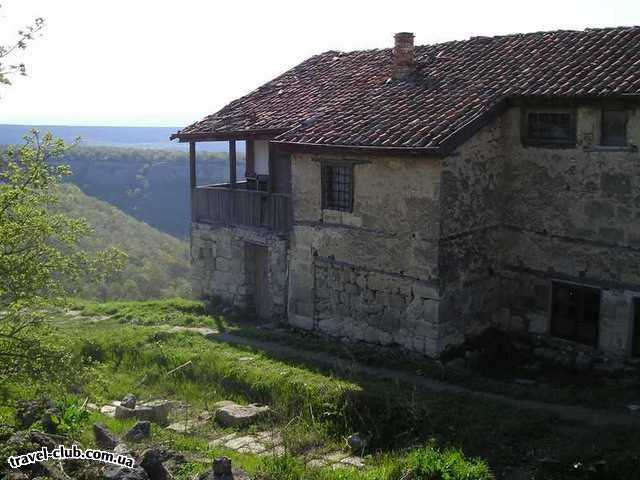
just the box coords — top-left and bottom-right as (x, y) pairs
(633, 299), (640, 357)
(321, 164), (353, 212)
(551, 282), (600, 347)
(524, 110), (576, 146)
(601, 108), (628, 147)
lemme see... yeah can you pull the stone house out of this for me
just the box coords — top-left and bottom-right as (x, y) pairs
(172, 27), (640, 359)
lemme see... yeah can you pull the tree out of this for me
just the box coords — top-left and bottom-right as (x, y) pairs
(0, 132), (127, 384)
(0, 4), (45, 86)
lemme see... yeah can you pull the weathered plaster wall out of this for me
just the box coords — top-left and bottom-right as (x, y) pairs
(500, 104), (640, 355)
(191, 222), (288, 319)
(438, 115), (506, 345)
(287, 153), (444, 354)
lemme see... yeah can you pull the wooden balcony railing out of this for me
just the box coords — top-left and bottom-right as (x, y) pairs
(193, 184), (291, 233)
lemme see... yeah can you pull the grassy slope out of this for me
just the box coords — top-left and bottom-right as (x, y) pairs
(57, 184), (190, 300)
(33, 300), (639, 480)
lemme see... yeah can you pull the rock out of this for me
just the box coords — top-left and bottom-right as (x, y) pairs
(139, 448), (169, 480)
(101, 405), (117, 417)
(93, 423), (119, 450)
(103, 466), (150, 480)
(121, 393), (137, 409)
(138, 400), (173, 424)
(115, 405), (137, 420)
(212, 400), (237, 410)
(625, 404), (640, 413)
(214, 403), (270, 428)
(346, 433), (367, 452)
(114, 443), (132, 456)
(124, 421), (151, 443)
(214, 457), (233, 478)
(15, 399), (58, 431)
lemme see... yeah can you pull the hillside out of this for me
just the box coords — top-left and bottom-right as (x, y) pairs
(59, 145), (245, 238)
(56, 184), (191, 300)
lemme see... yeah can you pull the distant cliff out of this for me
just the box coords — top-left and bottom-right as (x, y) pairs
(59, 146), (245, 238)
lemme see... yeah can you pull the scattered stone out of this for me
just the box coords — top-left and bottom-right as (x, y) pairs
(346, 433), (367, 453)
(138, 399), (173, 424)
(214, 403), (270, 427)
(124, 421), (151, 443)
(337, 456), (365, 469)
(101, 405), (117, 417)
(86, 402), (100, 411)
(115, 404), (137, 420)
(213, 457), (233, 480)
(93, 423), (118, 450)
(103, 465), (150, 480)
(139, 448), (169, 480)
(121, 393), (137, 409)
(114, 443), (132, 456)
(166, 419), (205, 434)
(212, 400), (237, 410)
(209, 432), (238, 448)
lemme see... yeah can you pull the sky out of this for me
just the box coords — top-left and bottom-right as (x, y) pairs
(1, 0), (639, 127)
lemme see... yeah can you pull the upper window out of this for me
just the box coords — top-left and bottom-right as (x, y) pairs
(524, 110), (576, 146)
(601, 108), (628, 147)
(321, 163), (353, 212)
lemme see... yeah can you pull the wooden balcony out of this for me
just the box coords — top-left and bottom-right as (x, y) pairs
(193, 182), (291, 234)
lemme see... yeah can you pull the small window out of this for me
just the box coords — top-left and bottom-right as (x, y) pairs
(551, 282), (600, 347)
(601, 108), (628, 146)
(524, 110), (576, 146)
(321, 164), (353, 212)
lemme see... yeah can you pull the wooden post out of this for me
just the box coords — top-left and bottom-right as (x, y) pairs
(189, 142), (196, 221)
(229, 140), (237, 188)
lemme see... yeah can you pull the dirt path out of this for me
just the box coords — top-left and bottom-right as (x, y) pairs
(158, 324), (640, 428)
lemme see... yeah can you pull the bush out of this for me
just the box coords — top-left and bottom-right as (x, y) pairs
(388, 443), (493, 480)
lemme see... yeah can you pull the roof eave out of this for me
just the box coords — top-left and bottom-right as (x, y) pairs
(170, 128), (289, 142)
(270, 141), (446, 157)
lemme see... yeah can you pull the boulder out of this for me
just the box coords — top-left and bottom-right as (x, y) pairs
(121, 393), (137, 409)
(93, 423), (118, 450)
(123, 421), (151, 443)
(214, 403), (270, 428)
(198, 456), (235, 480)
(138, 400), (173, 424)
(346, 433), (367, 452)
(115, 405), (137, 420)
(139, 448), (169, 480)
(103, 465), (150, 480)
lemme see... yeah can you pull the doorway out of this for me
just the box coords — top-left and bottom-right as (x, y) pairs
(246, 244), (270, 320)
(633, 298), (640, 357)
(550, 282), (600, 347)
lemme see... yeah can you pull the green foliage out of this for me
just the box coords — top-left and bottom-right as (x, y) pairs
(387, 443), (493, 480)
(0, 132), (126, 384)
(55, 186), (191, 300)
(48, 396), (90, 440)
(256, 455), (305, 480)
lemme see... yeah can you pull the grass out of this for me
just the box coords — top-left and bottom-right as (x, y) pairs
(5, 299), (640, 480)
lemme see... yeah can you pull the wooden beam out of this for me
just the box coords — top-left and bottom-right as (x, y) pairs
(189, 142), (196, 221)
(245, 139), (255, 177)
(229, 140), (237, 188)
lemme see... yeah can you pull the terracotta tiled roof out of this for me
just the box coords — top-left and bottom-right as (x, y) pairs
(174, 27), (640, 152)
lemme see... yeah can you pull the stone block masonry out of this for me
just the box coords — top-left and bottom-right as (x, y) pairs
(191, 222), (288, 319)
(313, 257), (444, 356)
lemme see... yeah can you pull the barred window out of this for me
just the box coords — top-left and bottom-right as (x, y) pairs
(321, 164), (353, 212)
(524, 110), (576, 146)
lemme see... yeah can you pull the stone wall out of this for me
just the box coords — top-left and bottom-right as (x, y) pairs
(191, 222), (288, 319)
(287, 152), (445, 354)
(438, 114), (506, 345)
(498, 104), (640, 356)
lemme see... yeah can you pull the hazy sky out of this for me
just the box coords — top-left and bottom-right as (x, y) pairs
(1, 0), (639, 127)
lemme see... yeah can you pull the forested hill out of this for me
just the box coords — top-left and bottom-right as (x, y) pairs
(56, 184), (191, 300)
(58, 146), (246, 238)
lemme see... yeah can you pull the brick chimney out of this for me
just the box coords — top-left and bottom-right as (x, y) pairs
(392, 32), (415, 79)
